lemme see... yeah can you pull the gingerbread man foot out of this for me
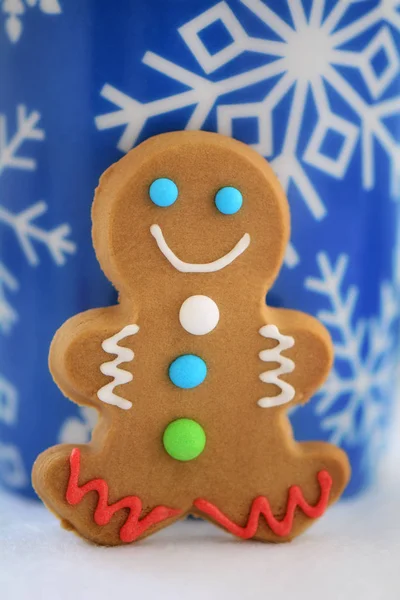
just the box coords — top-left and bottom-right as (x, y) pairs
(193, 472), (331, 541)
(33, 446), (183, 545)
(195, 439), (349, 542)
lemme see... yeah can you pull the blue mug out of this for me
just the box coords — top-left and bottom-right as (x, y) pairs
(0, 0), (399, 498)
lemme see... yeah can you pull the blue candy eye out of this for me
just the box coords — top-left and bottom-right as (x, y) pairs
(215, 186), (243, 215)
(149, 178), (178, 207)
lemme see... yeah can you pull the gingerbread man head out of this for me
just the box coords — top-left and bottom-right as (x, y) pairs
(92, 131), (289, 295)
(33, 131), (350, 546)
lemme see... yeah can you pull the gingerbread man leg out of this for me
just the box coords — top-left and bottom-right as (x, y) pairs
(192, 435), (349, 543)
(33, 444), (183, 546)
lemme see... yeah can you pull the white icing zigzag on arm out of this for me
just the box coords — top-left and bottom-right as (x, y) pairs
(97, 324), (139, 410)
(258, 325), (295, 408)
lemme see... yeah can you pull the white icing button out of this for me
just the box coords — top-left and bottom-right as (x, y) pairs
(179, 295), (219, 336)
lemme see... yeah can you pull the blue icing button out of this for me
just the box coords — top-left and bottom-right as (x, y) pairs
(215, 186), (243, 215)
(149, 177), (178, 207)
(169, 354), (207, 389)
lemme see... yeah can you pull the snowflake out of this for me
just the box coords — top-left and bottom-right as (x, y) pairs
(0, 364), (24, 489)
(58, 406), (97, 444)
(395, 207), (400, 286)
(0, 105), (76, 333)
(0, 261), (18, 333)
(0, 201), (76, 267)
(0, 373), (17, 425)
(0, 102), (74, 490)
(95, 0), (400, 267)
(0, 105), (44, 175)
(1, 0), (61, 43)
(0, 200), (76, 331)
(0, 442), (28, 488)
(305, 252), (399, 469)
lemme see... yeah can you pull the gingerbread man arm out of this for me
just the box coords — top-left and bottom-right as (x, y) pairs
(261, 306), (333, 406)
(49, 305), (137, 409)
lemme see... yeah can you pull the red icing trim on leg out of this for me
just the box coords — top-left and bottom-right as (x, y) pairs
(193, 470), (332, 539)
(66, 448), (182, 543)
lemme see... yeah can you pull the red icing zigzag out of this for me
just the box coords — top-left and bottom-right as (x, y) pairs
(66, 448), (182, 543)
(193, 471), (332, 539)
(66, 448), (332, 542)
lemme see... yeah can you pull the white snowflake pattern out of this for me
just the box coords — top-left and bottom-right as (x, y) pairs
(305, 252), (399, 468)
(0, 104), (75, 490)
(0, 201), (76, 267)
(0, 326), (26, 490)
(395, 203), (400, 286)
(0, 105), (44, 175)
(0, 261), (18, 333)
(0, 441), (28, 488)
(0, 373), (17, 425)
(1, 0), (61, 43)
(58, 406), (97, 444)
(95, 0), (400, 267)
(0, 105), (76, 333)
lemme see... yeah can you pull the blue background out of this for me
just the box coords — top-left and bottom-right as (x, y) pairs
(0, 0), (399, 498)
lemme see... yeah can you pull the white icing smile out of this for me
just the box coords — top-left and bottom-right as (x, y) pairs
(150, 224), (250, 273)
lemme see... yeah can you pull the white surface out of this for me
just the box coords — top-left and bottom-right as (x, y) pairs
(1, 463), (400, 600)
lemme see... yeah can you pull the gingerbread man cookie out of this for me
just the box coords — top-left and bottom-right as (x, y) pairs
(33, 131), (350, 545)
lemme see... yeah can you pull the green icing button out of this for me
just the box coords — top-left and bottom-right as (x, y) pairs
(163, 418), (206, 462)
